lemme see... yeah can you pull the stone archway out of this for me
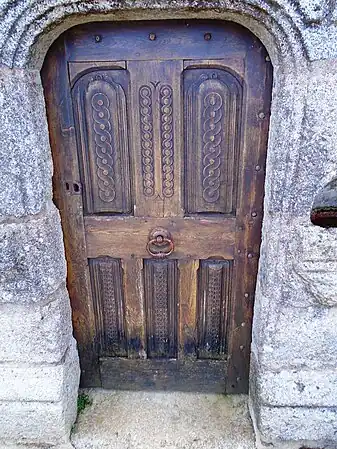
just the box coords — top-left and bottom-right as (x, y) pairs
(1, 1), (337, 448)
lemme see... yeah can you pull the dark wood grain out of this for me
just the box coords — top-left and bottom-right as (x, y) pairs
(178, 260), (199, 358)
(72, 69), (132, 214)
(184, 67), (241, 215)
(197, 260), (233, 360)
(225, 36), (273, 394)
(144, 260), (178, 358)
(121, 258), (147, 359)
(89, 258), (127, 357)
(84, 216), (236, 260)
(100, 358), (227, 393)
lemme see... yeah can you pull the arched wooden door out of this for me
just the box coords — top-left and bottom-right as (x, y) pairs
(42, 20), (272, 393)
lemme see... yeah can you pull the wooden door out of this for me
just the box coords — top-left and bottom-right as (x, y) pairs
(42, 20), (272, 393)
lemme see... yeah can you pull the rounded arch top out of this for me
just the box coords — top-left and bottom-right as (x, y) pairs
(0, 0), (320, 71)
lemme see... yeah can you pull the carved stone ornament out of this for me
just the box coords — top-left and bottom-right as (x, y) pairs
(293, 219), (337, 307)
(294, 260), (337, 307)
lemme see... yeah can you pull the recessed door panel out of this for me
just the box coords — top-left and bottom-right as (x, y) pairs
(89, 257), (127, 357)
(144, 260), (178, 358)
(184, 68), (242, 215)
(73, 70), (132, 214)
(197, 260), (233, 360)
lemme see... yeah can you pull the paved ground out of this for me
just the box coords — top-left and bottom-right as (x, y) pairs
(71, 390), (255, 449)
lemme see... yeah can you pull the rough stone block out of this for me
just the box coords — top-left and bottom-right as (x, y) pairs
(251, 352), (337, 407)
(0, 401), (72, 446)
(299, 0), (330, 22)
(0, 66), (52, 217)
(291, 217), (337, 307)
(0, 285), (72, 363)
(262, 60), (337, 217)
(263, 70), (308, 216)
(255, 303), (337, 371)
(0, 444), (73, 449)
(0, 340), (80, 402)
(0, 203), (67, 303)
(290, 60), (337, 215)
(302, 25), (337, 61)
(253, 215), (337, 371)
(255, 404), (337, 444)
(0, 342), (79, 446)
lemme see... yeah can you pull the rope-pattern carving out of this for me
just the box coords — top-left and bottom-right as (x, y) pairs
(202, 92), (223, 203)
(91, 91), (115, 202)
(153, 263), (169, 353)
(207, 265), (222, 350)
(100, 262), (119, 344)
(159, 84), (174, 198)
(139, 85), (155, 197)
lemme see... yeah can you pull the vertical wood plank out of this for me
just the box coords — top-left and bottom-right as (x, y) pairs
(225, 38), (273, 394)
(122, 258), (147, 359)
(159, 62), (183, 217)
(128, 60), (183, 218)
(178, 259), (199, 359)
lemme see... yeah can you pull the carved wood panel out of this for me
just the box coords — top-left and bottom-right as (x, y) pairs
(139, 84), (155, 197)
(144, 260), (178, 358)
(128, 60), (183, 218)
(138, 81), (175, 200)
(89, 258), (127, 357)
(159, 84), (175, 198)
(184, 68), (242, 215)
(197, 260), (233, 360)
(73, 70), (132, 215)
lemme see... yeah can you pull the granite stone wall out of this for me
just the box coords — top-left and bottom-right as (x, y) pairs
(0, 1), (336, 447)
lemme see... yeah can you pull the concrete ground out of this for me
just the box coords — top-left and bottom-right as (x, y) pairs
(71, 390), (256, 449)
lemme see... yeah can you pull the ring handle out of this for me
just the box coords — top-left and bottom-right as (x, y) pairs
(146, 233), (174, 258)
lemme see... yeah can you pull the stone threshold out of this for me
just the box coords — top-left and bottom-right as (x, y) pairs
(70, 389), (255, 449)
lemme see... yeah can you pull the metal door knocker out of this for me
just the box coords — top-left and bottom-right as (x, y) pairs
(146, 228), (174, 258)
